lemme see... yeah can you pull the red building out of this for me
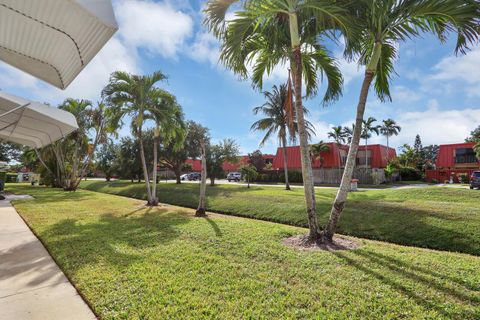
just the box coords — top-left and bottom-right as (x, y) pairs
(426, 142), (479, 182)
(272, 144), (396, 170)
(185, 154), (276, 173)
(185, 159), (202, 172)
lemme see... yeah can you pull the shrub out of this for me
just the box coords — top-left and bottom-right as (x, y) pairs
(6, 173), (17, 182)
(458, 174), (469, 184)
(399, 167), (423, 181)
(279, 170), (303, 183)
(253, 170), (303, 184)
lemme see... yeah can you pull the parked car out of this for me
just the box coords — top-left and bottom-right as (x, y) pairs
(188, 173), (201, 181)
(227, 172), (241, 182)
(180, 173), (190, 181)
(470, 171), (480, 189)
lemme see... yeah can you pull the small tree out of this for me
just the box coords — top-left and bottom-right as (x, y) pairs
(310, 141), (330, 168)
(35, 99), (113, 191)
(466, 125), (480, 142)
(328, 126), (347, 175)
(422, 144), (439, 170)
(240, 165), (258, 188)
(96, 141), (118, 181)
(116, 137), (142, 182)
(0, 142), (22, 163)
(380, 119), (401, 159)
(361, 117), (381, 167)
(206, 139), (239, 186)
(248, 150), (266, 172)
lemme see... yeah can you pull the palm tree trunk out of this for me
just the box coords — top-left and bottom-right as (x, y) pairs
(289, 13), (320, 242)
(323, 70), (376, 241)
(386, 135), (390, 161)
(365, 137), (368, 168)
(151, 132), (159, 206)
(196, 141), (207, 217)
(137, 127), (154, 205)
(281, 134), (291, 190)
(337, 144), (342, 184)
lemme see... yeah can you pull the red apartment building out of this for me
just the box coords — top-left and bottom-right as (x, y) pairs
(272, 143), (396, 170)
(426, 142), (479, 182)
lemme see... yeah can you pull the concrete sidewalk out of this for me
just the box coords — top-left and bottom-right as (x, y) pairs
(0, 195), (95, 320)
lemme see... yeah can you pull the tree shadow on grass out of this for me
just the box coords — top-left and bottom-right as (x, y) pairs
(205, 217), (222, 237)
(39, 207), (191, 276)
(6, 186), (91, 205)
(332, 250), (480, 319)
(316, 200), (480, 256)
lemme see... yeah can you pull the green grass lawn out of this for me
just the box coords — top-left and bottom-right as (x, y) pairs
(79, 180), (480, 256)
(7, 185), (480, 319)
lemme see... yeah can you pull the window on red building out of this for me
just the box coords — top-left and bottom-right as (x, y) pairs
(455, 148), (476, 164)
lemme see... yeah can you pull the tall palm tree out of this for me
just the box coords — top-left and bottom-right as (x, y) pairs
(361, 117), (380, 167)
(148, 89), (186, 206)
(328, 126), (346, 177)
(251, 84), (314, 190)
(102, 70), (167, 206)
(205, 0), (349, 243)
(324, 0), (479, 241)
(380, 118), (401, 159)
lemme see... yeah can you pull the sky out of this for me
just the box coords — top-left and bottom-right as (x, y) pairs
(0, 0), (479, 155)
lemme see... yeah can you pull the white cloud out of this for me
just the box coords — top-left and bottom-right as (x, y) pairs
(0, 64), (39, 91)
(115, 0), (194, 58)
(189, 32), (220, 66)
(390, 85), (422, 103)
(387, 102), (480, 147)
(430, 47), (480, 97)
(337, 56), (361, 86)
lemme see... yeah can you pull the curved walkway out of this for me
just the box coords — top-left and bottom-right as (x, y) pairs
(0, 195), (95, 320)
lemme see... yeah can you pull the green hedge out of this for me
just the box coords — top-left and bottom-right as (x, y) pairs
(399, 167), (423, 181)
(255, 170), (303, 184)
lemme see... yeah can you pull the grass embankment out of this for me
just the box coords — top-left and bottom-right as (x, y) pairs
(7, 185), (480, 319)
(79, 180), (480, 256)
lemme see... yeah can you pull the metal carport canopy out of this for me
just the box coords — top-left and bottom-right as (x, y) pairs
(0, 91), (78, 148)
(0, 0), (118, 89)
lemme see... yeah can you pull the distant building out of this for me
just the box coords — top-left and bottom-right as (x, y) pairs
(426, 142), (479, 182)
(272, 144), (396, 170)
(185, 154), (276, 173)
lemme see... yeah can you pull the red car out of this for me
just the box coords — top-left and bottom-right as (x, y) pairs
(470, 171), (480, 189)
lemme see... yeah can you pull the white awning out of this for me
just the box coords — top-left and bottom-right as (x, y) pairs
(0, 0), (118, 89)
(0, 91), (78, 148)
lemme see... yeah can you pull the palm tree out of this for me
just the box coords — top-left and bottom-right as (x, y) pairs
(342, 125), (354, 144)
(475, 143), (480, 161)
(324, 0), (479, 241)
(148, 89), (186, 206)
(380, 119), (401, 159)
(328, 126), (346, 177)
(102, 70), (167, 206)
(310, 141), (330, 168)
(251, 84), (314, 190)
(361, 117), (380, 167)
(205, 0), (348, 243)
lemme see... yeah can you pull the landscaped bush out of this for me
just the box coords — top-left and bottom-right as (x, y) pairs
(457, 173), (469, 184)
(6, 173), (17, 183)
(284, 171), (303, 183)
(254, 170), (303, 184)
(399, 167), (423, 181)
